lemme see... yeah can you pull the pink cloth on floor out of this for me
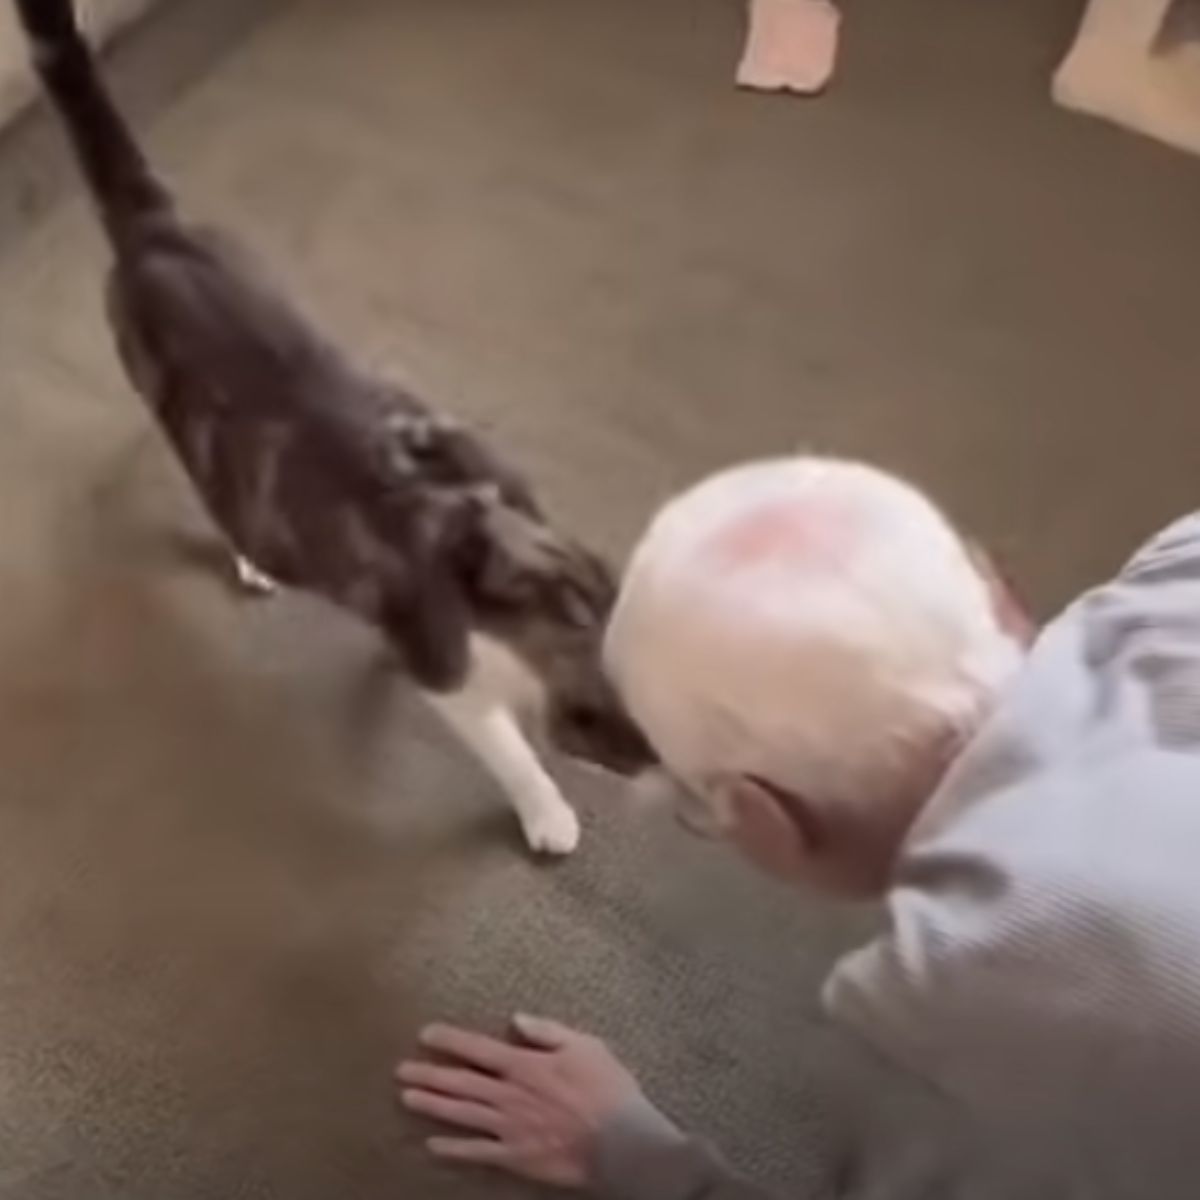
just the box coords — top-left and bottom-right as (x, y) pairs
(737, 0), (841, 95)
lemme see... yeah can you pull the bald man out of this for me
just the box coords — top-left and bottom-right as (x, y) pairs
(397, 458), (1200, 1199)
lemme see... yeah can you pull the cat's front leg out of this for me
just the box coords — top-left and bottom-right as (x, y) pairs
(427, 689), (581, 856)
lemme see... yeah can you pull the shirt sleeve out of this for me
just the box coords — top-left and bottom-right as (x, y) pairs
(1117, 510), (1200, 586)
(592, 1098), (784, 1200)
(590, 1081), (1017, 1200)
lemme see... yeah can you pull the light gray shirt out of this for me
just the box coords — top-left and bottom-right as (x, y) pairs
(596, 513), (1200, 1200)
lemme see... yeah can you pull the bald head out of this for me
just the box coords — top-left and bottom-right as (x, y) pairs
(606, 458), (1028, 894)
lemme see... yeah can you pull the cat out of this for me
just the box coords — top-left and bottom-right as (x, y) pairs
(14, 0), (655, 855)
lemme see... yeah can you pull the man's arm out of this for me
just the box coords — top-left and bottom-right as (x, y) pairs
(397, 1016), (992, 1199)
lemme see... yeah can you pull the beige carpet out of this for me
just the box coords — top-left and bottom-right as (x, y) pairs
(1, 1), (1199, 1196)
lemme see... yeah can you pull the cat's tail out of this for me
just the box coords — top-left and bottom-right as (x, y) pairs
(13, 0), (172, 246)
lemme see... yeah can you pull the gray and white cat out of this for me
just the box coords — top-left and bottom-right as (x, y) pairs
(16, 0), (655, 854)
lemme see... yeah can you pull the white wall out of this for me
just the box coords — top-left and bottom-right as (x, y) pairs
(0, 0), (157, 126)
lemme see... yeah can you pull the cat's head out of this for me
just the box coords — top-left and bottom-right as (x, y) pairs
(457, 498), (657, 777)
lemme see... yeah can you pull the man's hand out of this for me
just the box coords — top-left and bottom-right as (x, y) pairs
(396, 1015), (644, 1189)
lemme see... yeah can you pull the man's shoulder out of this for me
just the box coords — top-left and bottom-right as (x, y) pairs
(1117, 511), (1200, 590)
(829, 506), (1200, 1037)
(913, 509), (1200, 841)
(823, 513), (1200, 1191)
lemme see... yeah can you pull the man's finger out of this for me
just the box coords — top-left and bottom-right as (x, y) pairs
(419, 1024), (521, 1074)
(402, 1089), (504, 1134)
(427, 1136), (516, 1166)
(396, 1060), (511, 1104)
(512, 1013), (576, 1050)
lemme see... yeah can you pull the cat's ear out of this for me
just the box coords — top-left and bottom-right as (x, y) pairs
(472, 502), (551, 606)
(429, 480), (617, 633)
(462, 492), (613, 627)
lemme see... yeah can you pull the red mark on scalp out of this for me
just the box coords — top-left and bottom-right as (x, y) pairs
(708, 499), (858, 569)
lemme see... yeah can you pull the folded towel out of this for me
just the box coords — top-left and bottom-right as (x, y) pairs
(1053, 0), (1200, 158)
(736, 0), (841, 96)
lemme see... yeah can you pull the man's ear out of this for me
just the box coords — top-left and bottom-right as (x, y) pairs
(723, 775), (820, 881)
(964, 539), (1035, 645)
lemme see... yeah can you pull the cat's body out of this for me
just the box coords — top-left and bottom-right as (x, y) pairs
(16, 0), (653, 853)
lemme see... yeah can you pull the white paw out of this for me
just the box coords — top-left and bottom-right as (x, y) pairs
(520, 801), (581, 857)
(233, 556), (278, 597)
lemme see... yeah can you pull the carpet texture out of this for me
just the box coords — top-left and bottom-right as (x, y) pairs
(1, 0), (1199, 1196)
